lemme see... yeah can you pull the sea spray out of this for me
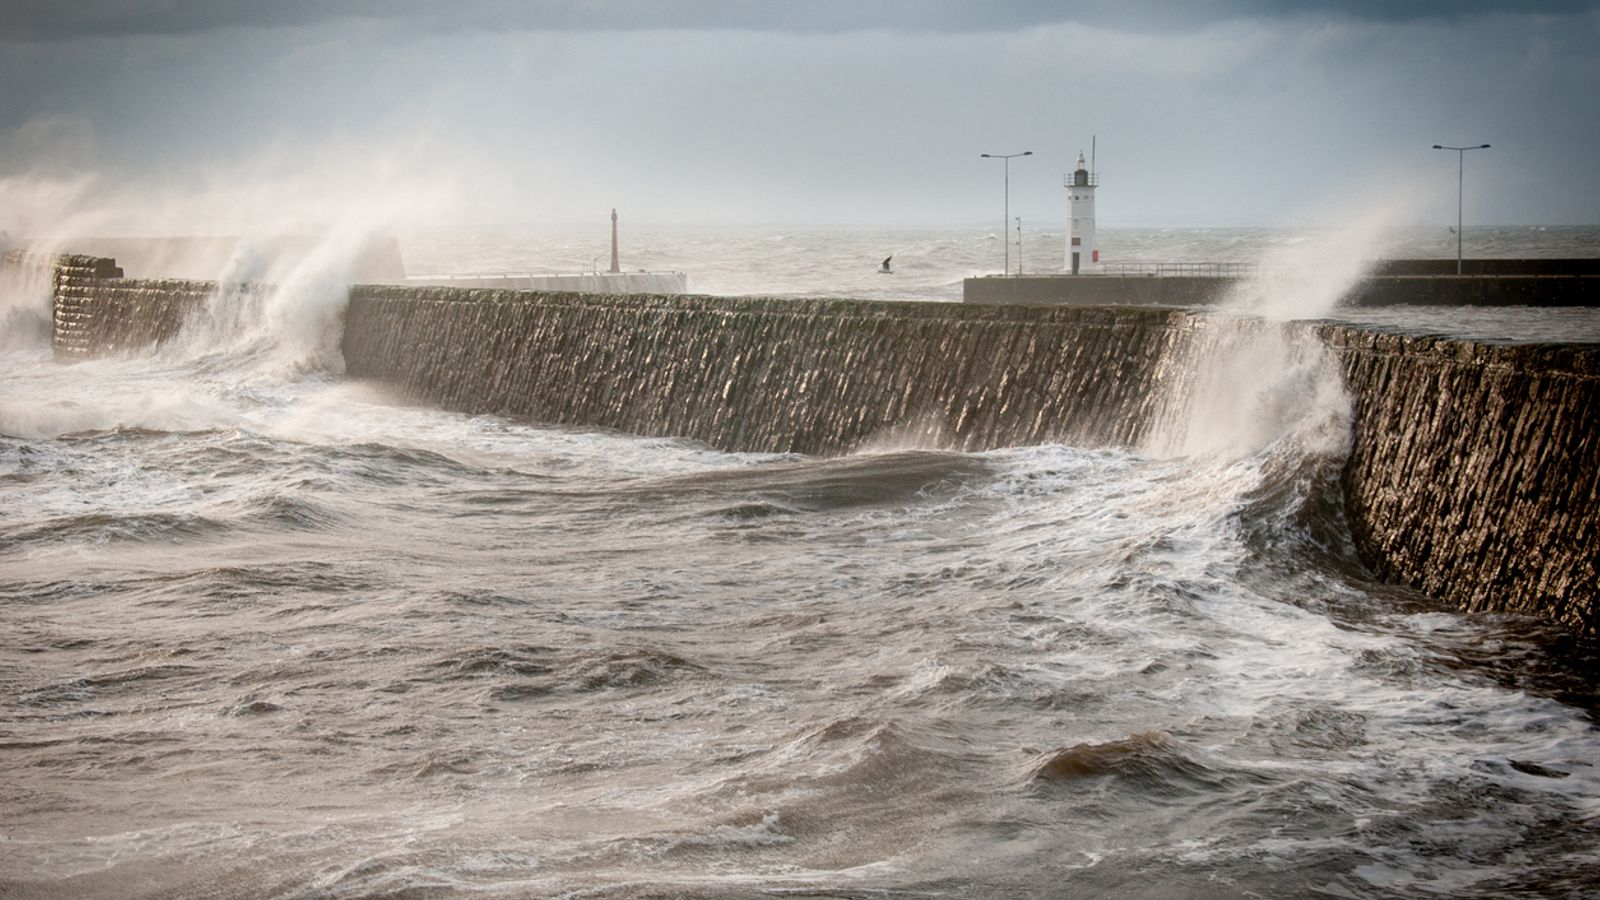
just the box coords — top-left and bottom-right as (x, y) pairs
(1140, 208), (1406, 462)
(260, 230), (387, 375)
(1223, 208), (1401, 320)
(1141, 315), (1351, 461)
(0, 250), (55, 351)
(176, 227), (386, 377)
(0, 226), (388, 441)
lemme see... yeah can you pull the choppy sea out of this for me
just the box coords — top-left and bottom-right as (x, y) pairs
(1, 225), (1597, 898)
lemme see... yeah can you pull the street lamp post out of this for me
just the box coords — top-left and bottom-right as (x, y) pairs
(1432, 143), (1491, 275)
(981, 150), (1032, 276)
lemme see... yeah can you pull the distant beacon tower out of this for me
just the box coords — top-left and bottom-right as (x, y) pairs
(609, 208), (621, 273)
(1065, 151), (1097, 274)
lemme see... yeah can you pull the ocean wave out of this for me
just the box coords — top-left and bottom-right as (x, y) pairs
(1024, 731), (1252, 798)
(0, 510), (227, 552)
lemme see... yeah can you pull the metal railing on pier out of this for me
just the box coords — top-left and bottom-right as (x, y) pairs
(1097, 262), (1254, 277)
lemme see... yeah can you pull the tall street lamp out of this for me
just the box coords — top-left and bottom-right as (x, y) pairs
(981, 150), (1032, 276)
(1432, 143), (1491, 275)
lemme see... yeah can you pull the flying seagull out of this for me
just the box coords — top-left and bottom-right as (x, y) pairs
(879, 255), (893, 274)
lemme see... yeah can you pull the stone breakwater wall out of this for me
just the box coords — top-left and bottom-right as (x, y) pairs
(1329, 330), (1598, 637)
(50, 254), (212, 360)
(43, 259), (1600, 641)
(342, 286), (1192, 454)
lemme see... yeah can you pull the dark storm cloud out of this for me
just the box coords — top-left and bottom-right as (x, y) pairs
(4, 0), (1596, 40)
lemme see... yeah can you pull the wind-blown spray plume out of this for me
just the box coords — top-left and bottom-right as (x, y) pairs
(1143, 204), (1411, 462)
(183, 226), (398, 377)
(0, 146), (463, 440)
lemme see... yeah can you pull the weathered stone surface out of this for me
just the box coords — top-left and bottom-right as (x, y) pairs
(1327, 327), (1599, 637)
(341, 286), (1190, 455)
(50, 254), (209, 361)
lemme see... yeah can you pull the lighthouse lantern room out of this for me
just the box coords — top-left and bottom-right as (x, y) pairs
(1065, 150), (1097, 274)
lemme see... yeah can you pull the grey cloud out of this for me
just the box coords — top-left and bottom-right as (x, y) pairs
(4, 0), (1596, 41)
(0, 6), (1594, 226)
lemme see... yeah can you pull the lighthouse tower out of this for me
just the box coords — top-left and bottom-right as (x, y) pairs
(1065, 151), (1097, 274)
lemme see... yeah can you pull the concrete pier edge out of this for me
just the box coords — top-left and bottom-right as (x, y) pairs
(964, 261), (1600, 308)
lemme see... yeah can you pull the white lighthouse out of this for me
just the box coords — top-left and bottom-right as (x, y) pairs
(1065, 150), (1097, 274)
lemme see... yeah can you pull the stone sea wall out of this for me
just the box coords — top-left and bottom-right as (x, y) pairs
(43, 257), (1600, 641)
(1329, 330), (1598, 636)
(51, 254), (212, 361)
(341, 286), (1191, 455)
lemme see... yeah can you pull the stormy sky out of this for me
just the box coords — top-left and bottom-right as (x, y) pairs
(1, 1), (1597, 232)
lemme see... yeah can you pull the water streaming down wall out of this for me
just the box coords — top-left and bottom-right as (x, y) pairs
(1330, 329), (1598, 632)
(341, 286), (1191, 454)
(32, 256), (1600, 642)
(49, 254), (210, 360)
